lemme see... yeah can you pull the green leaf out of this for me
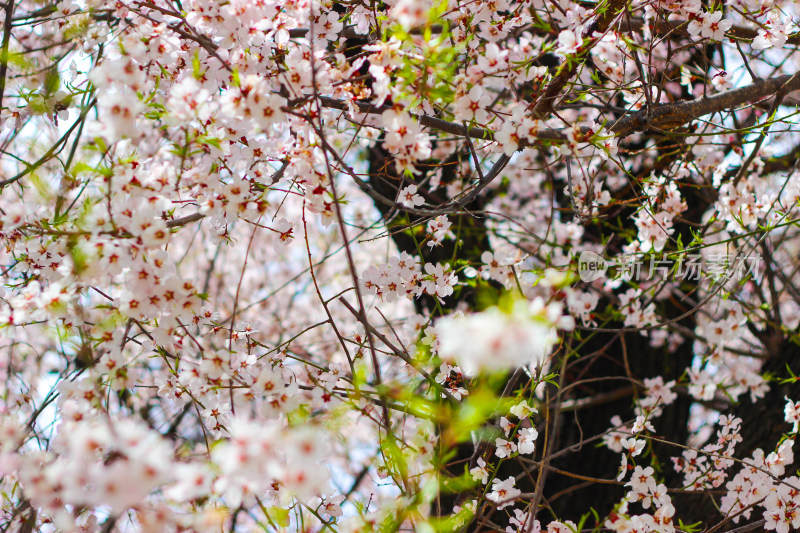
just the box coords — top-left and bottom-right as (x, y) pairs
(44, 68), (60, 95)
(268, 506), (290, 528)
(192, 49), (204, 80)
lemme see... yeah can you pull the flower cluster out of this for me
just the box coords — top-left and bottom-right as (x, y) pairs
(360, 252), (458, 302)
(435, 299), (573, 375)
(2, 0), (800, 530)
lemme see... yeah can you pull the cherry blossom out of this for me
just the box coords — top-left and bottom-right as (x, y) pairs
(2, 0), (800, 531)
(435, 299), (570, 375)
(487, 477), (521, 510)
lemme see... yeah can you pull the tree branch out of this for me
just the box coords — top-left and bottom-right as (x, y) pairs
(317, 71), (800, 150)
(530, 0), (629, 118)
(612, 73), (800, 137)
(0, 0), (15, 112)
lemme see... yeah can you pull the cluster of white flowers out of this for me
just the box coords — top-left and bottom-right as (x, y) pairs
(673, 415), (743, 491)
(425, 215), (454, 248)
(360, 251), (458, 303)
(435, 299), (573, 375)
(786, 397), (800, 433)
(212, 418), (332, 504)
(389, 0), (430, 29)
(617, 288), (658, 330)
(495, 103), (545, 156)
(221, 74), (287, 132)
(690, 300), (769, 405)
(687, 10), (732, 42)
(435, 362), (469, 400)
(607, 401), (800, 533)
(631, 174), (687, 253)
(716, 177), (773, 233)
(480, 251), (518, 289)
(566, 289), (600, 325)
(467, 401), (542, 516)
(89, 56), (148, 139)
(381, 109), (432, 174)
(719, 439), (797, 531)
(752, 12), (790, 50)
(2, 0), (800, 529)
